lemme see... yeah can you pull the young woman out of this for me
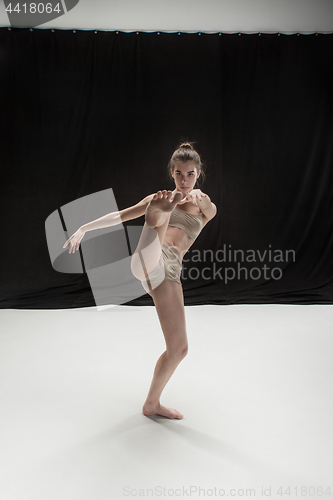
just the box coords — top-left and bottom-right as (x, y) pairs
(63, 142), (217, 419)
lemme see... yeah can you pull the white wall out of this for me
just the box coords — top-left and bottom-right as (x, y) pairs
(0, 0), (333, 32)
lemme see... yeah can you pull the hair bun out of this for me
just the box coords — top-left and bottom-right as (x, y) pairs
(179, 142), (194, 150)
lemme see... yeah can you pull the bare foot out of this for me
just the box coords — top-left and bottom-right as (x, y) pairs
(142, 402), (183, 419)
(146, 190), (183, 228)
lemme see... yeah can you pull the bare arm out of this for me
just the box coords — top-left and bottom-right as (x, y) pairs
(80, 194), (155, 231)
(63, 193), (155, 253)
(197, 195), (217, 220)
(119, 193), (155, 223)
(178, 189), (217, 220)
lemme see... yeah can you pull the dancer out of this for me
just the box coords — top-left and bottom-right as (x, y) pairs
(63, 142), (217, 419)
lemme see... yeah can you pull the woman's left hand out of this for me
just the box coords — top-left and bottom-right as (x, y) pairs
(177, 189), (207, 205)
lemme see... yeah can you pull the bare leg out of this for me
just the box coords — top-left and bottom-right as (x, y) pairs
(145, 190), (183, 230)
(131, 190), (183, 282)
(131, 190), (188, 418)
(142, 280), (188, 420)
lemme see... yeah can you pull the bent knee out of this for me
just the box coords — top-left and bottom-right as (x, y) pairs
(168, 343), (188, 360)
(180, 344), (188, 358)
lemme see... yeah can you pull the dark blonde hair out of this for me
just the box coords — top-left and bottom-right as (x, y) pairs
(168, 141), (206, 188)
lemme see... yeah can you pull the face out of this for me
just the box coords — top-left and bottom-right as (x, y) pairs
(171, 160), (201, 194)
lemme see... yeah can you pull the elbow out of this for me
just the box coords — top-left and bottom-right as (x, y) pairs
(211, 203), (217, 218)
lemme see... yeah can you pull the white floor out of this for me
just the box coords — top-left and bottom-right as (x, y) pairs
(0, 305), (332, 500)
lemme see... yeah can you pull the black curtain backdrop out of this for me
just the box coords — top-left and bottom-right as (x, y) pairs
(1, 28), (333, 308)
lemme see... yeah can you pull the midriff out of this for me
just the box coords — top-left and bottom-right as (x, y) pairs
(164, 225), (195, 261)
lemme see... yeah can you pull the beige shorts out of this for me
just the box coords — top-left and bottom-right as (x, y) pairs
(141, 240), (182, 294)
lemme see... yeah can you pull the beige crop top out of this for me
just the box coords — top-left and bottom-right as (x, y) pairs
(168, 206), (203, 241)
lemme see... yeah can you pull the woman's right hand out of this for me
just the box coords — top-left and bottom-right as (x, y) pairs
(63, 227), (86, 254)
